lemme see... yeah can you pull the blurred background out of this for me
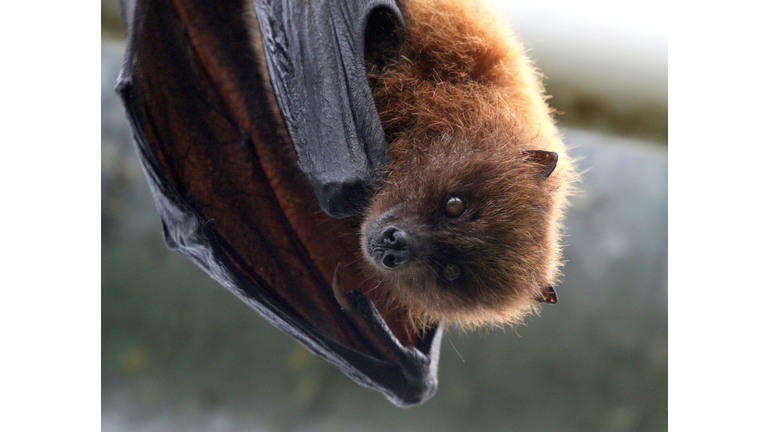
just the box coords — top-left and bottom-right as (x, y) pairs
(101, 0), (667, 431)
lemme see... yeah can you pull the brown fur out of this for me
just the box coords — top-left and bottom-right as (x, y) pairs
(359, 0), (577, 330)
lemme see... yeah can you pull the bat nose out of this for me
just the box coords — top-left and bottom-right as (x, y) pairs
(376, 226), (411, 269)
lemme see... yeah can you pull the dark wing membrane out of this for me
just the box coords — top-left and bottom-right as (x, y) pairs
(116, 0), (441, 406)
(254, 0), (401, 217)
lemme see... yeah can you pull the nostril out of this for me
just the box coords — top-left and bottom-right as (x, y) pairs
(382, 226), (398, 245)
(382, 251), (399, 269)
(380, 226), (408, 249)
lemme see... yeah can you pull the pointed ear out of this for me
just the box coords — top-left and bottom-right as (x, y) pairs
(536, 285), (558, 304)
(523, 150), (558, 178)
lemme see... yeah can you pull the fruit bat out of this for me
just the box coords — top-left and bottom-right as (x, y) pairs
(116, 0), (573, 407)
(359, 0), (574, 330)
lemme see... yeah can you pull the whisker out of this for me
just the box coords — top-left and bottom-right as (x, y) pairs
(447, 335), (465, 363)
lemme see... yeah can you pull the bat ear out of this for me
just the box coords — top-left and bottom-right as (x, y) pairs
(523, 150), (558, 178)
(536, 285), (558, 304)
(364, 7), (406, 69)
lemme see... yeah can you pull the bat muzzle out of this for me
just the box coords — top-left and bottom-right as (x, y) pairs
(363, 208), (430, 271)
(365, 219), (431, 270)
(371, 226), (411, 269)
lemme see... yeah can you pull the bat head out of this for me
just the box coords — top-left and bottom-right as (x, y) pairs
(360, 140), (563, 329)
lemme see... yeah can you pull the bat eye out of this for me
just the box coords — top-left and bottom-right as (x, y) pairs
(441, 263), (462, 282)
(444, 196), (467, 218)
